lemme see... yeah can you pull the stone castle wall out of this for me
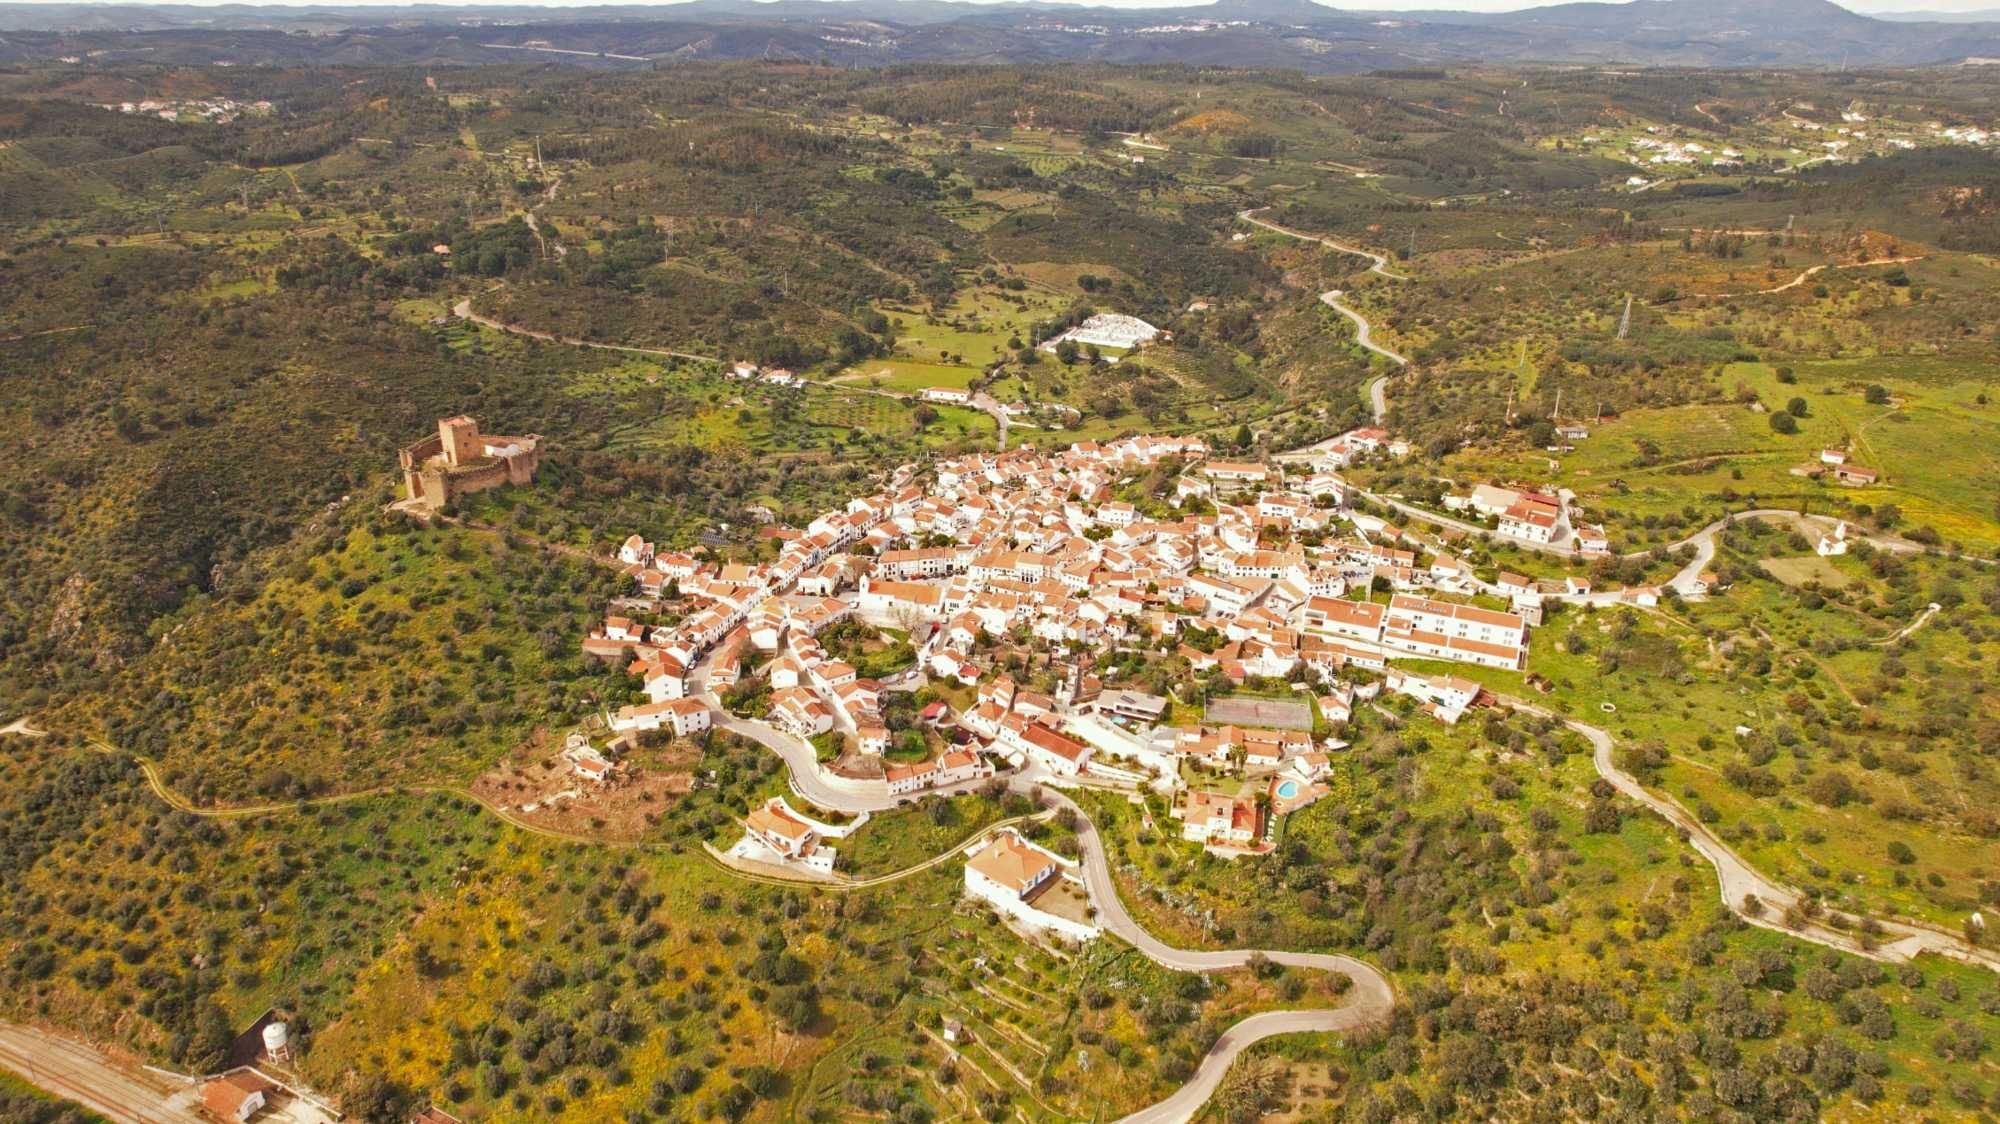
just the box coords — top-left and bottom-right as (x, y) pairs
(397, 424), (541, 512)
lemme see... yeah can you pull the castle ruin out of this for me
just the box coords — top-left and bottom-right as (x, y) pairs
(398, 416), (542, 512)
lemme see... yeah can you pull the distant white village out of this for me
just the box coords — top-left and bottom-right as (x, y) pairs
(1038, 313), (1163, 353)
(97, 96), (274, 123)
(1595, 102), (1995, 189)
(554, 427), (1666, 940)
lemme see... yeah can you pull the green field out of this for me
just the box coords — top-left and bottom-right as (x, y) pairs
(1442, 354), (2000, 554)
(1398, 537), (1997, 929)
(837, 358), (982, 393)
(834, 793), (1012, 878)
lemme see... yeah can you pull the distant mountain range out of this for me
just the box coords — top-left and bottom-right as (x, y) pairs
(3, 0), (1999, 69)
(1867, 5), (2000, 19)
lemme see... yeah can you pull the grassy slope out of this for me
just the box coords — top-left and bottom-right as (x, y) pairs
(0, 736), (1329, 1124)
(1087, 707), (2000, 1117)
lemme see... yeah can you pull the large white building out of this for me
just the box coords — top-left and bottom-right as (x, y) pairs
(1381, 594), (1527, 670)
(999, 718), (1095, 777)
(1045, 313), (1161, 351)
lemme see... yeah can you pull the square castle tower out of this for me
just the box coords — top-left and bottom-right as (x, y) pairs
(398, 416), (541, 512)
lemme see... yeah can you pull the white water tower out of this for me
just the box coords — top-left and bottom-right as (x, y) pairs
(262, 1021), (291, 1063)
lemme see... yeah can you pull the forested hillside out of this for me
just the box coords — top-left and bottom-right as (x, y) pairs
(2, 59), (1998, 1124)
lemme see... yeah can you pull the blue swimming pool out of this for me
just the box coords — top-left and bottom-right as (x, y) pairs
(1274, 779), (1299, 799)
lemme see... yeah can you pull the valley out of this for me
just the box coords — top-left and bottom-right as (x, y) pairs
(1, 46), (1999, 1124)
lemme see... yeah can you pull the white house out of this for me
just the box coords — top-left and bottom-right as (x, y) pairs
(611, 698), (711, 738)
(1096, 501), (1138, 528)
(641, 658), (690, 702)
(1384, 667), (1481, 713)
(1175, 789), (1262, 849)
(618, 535), (654, 566)
(744, 800), (835, 872)
(857, 722), (891, 756)
(770, 687), (834, 738)
(885, 756), (937, 795)
(1002, 718), (1095, 777)
(1498, 499), (1560, 544)
(963, 829), (1099, 942)
(1574, 524), (1610, 557)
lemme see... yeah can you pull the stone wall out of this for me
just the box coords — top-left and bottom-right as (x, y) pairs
(399, 433), (445, 505)
(396, 423), (541, 512)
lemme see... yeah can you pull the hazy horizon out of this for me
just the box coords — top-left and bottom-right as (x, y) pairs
(3, 0), (1992, 15)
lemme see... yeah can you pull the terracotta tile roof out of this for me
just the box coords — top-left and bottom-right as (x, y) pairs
(200, 1070), (276, 1119)
(967, 832), (1057, 894)
(747, 804), (814, 842)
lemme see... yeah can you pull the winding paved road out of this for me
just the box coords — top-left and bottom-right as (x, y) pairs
(1342, 498), (1960, 576)
(1038, 788), (1395, 1123)
(709, 668), (2000, 1116)
(1239, 208), (1407, 279)
(710, 710), (937, 813)
(1508, 699), (2000, 972)
(1237, 208), (1405, 422)
(967, 390), (1013, 451)
(14, 207), (1989, 1123)
(693, 725), (1399, 1121)
(1237, 217), (1982, 582)
(1321, 290), (1409, 368)
(29, 511), (1990, 1122)
(692, 658), (1397, 1119)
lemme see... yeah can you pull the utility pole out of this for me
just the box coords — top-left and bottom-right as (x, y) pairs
(1504, 385), (1516, 425)
(1616, 293), (1634, 340)
(1552, 387), (1563, 423)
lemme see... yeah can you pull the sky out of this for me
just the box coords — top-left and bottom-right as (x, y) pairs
(25, 0), (1981, 14)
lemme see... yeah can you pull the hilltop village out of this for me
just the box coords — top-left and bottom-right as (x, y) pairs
(560, 429), (1668, 937)
(8, 56), (2000, 1124)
